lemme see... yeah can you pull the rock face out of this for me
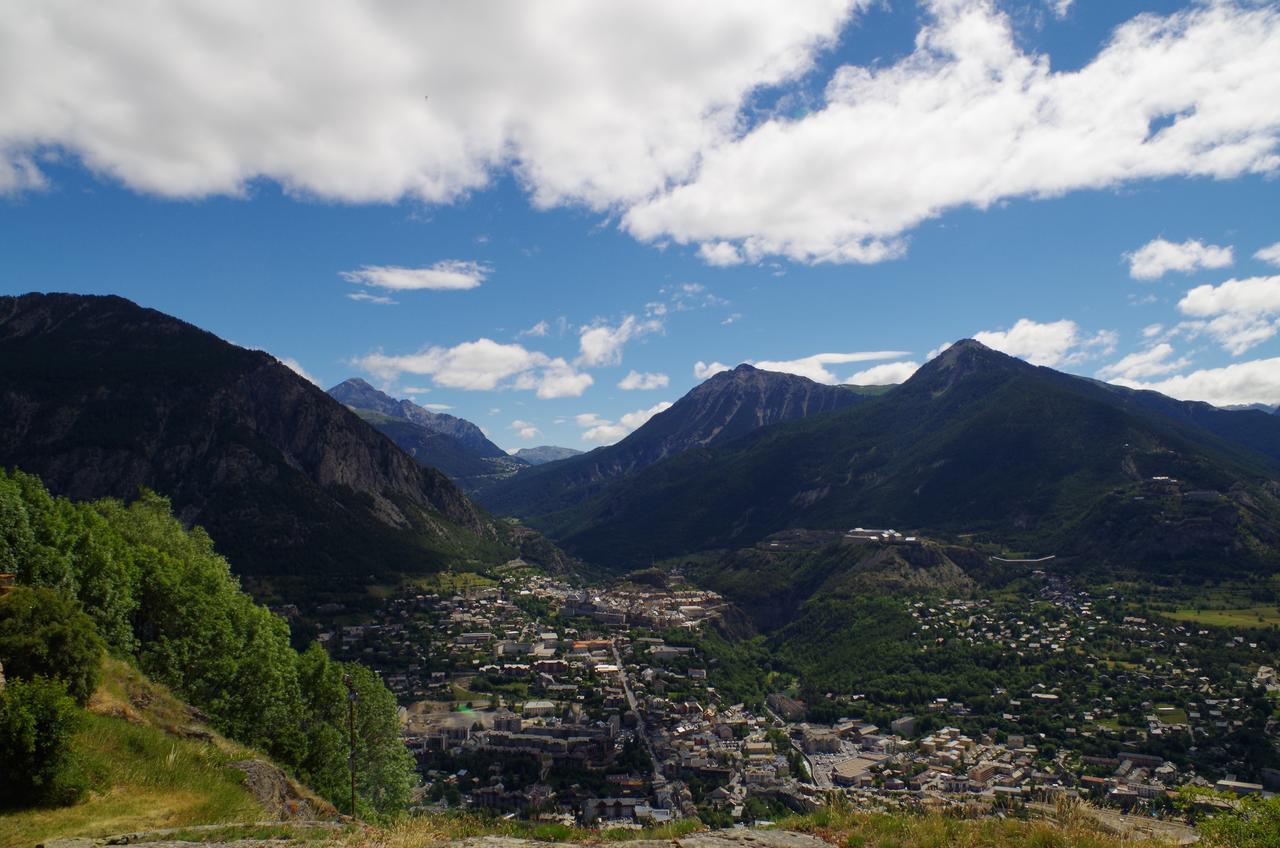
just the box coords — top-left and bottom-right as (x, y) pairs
(0, 293), (499, 578)
(481, 364), (867, 517)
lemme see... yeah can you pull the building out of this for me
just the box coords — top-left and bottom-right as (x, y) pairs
(522, 700), (556, 717)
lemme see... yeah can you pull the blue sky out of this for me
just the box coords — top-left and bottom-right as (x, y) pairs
(2, 0), (1280, 450)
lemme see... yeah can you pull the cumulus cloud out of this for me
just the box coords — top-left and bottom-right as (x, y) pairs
(694, 361), (732, 380)
(973, 319), (1115, 367)
(576, 402), (673, 445)
(340, 261), (489, 291)
(624, 2), (1280, 264)
(0, 0), (857, 203)
(698, 241), (745, 267)
(577, 315), (662, 367)
(618, 370), (670, 391)
(279, 356), (319, 386)
(848, 360), (920, 385)
(752, 351), (912, 384)
(1177, 275), (1280, 355)
(1126, 238), (1233, 280)
(1095, 343), (1191, 382)
(1110, 357), (1280, 407)
(510, 419), (540, 440)
(355, 338), (592, 398)
(1254, 242), (1280, 267)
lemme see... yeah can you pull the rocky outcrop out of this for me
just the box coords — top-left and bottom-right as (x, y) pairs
(0, 293), (500, 578)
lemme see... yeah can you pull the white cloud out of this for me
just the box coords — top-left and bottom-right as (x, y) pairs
(1253, 242), (1280, 267)
(518, 320), (550, 338)
(340, 261), (489, 291)
(1142, 323), (1164, 339)
(972, 319), (1115, 367)
(576, 401), (673, 445)
(576, 315), (662, 368)
(1050, 0), (1073, 20)
(517, 359), (596, 399)
(848, 360), (920, 384)
(347, 291), (397, 305)
(624, 2), (1280, 264)
(1095, 343), (1191, 382)
(698, 241), (744, 266)
(1177, 275), (1280, 355)
(0, 1), (857, 204)
(1110, 357), (1280, 407)
(694, 361), (732, 380)
(355, 338), (593, 398)
(279, 356), (319, 386)
(1125, 238), (1234, 280)
(510, 419), (540, 440)
(421, 403), (452, 410)
(618, 370), (670, 391)
(752, 350), (912, 384)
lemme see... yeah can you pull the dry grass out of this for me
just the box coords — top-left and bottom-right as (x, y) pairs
(0, 658), (266, 848)
(331, 812), (703, 848)
(775, 797), (1171, 848)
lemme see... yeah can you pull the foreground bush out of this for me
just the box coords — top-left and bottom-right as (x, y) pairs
(0, 677), (85, 807)
(0, 586), (104, 706)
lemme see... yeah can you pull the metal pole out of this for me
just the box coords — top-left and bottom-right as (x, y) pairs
(344, 674), (358, 816)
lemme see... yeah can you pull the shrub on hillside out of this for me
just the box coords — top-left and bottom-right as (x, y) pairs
(0, 677), (86, 807)
(0, 586), (105, 705)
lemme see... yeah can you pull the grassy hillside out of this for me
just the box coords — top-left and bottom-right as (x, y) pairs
(0, 657), (335, 848)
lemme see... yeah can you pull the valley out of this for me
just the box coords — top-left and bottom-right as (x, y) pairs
(320, 544), (1279, 829)
(3, 295), (1279, 846)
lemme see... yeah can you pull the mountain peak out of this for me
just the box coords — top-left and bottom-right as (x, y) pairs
(328, 378), (509, 460)
(903, 338), (1030, 395)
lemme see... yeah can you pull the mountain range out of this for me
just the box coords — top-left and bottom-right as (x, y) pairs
(329, 378), (526, 491)
(0, 293), (509, 584)
(4, 292), (1278, 590)
(485, 341), (1280, 576)
(479, 363), (876, 517)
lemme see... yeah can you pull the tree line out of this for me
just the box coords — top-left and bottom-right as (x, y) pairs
(0, 468), (413, 818)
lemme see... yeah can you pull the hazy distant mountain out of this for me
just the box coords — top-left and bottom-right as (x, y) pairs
(329, 378), (509, 458)
(479, 363), (871, 517)
(0, 293), (504, 581)
(513, 445), (584, 465)
(329, 378), (526, 491)
(530, 340), (1280, 575)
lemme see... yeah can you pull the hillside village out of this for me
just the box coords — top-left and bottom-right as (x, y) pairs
(313, 567), (1280, 828)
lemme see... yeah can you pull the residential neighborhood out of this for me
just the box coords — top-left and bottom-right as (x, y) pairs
(317, 567), (1279, 827)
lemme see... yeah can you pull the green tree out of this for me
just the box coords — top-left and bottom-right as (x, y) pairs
(0, 586), (104, 705)
(347, 662), (416, 819)
(1200, 795), (1280, 848)
(0, 677), (85, 807)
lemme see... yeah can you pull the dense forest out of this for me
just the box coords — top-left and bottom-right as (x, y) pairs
(0, 468), (413, 818)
